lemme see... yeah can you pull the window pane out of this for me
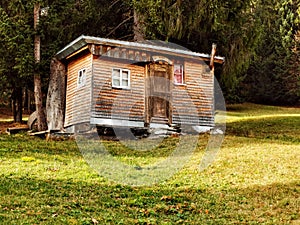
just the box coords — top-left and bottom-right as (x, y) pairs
(174, 65), (182, 75)
(122, 71), (129, 79)
(122, 79), (128, 87)
(112, 69), (120, 78)
(78, 72), (82, 84)
(174, 64), (183, 84)
(78, 69), (86, 86)
(82, 70), (86, 82)
(174, 74), (182, 84)
(112, 78), (120, 86)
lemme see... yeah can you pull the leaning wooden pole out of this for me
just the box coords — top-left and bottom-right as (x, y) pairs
(210, 43), (217, 71)
(34, 2), (47, 131)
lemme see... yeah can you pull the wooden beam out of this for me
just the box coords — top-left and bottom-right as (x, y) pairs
(66, 45), (89, 59)
(6, 127), (29, 135)
(209, 43), (217, 70)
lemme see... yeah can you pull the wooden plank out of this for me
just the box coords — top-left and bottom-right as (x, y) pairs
(64, 48), (215, 128)
(91, 57), (146, 124)
(29, 130), (48, 138)
(6, 127), (29, 135)
(65, 52), (93, 127)
(171, 60), (214, 125)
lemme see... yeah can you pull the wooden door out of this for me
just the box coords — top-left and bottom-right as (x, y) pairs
(147, 63), (172, 124)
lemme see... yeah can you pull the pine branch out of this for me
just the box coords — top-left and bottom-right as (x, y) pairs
(105, 15), (133, 38)
(108, 0), (122, 11)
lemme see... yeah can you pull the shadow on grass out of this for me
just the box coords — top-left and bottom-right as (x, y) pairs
(0, 175), (299, 224)
(0, 133), (79, 158)
(226, 116), (300, 143)
(0, 132), (209, 163)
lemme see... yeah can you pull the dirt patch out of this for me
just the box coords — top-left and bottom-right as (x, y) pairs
(0, 107), (13, 120)
(0, 107), (30, 134)
(0, 122), (29, 134)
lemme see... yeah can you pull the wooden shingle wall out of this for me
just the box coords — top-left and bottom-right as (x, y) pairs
(172, 60), (214, 126)
(64, 45), (215, 128)
(91, 57), (145, 123)
(64, 52), (93, 127)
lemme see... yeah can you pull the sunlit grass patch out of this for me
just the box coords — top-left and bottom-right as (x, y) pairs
(226, 103), (300, 123)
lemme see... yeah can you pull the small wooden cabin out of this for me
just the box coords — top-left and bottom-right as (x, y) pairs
(49, 35), (224, 133)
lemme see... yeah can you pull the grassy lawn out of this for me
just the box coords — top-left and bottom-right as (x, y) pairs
(0, 103), (299, 224)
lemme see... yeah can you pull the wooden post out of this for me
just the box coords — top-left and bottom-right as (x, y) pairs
(34, 2), (47, 131)
(210, 43), (217, 71)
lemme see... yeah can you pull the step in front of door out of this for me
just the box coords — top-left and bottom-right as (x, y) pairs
(150, 116), (169, 124)
(149, 116), (169, 129)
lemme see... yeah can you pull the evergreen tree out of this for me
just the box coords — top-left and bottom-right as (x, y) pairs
(1, 0), (298, 115)
(244, 0), (300, 105)
(131, 0), (262, 102)
(0, 1), (34, 122)
(0, 0), (126, 124)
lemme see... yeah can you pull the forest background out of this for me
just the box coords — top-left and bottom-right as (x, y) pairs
(0, 0), (299, 123)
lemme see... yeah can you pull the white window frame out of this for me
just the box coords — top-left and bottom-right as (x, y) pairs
(174, 64), (184, 85)
(77, 68), (86, 88)
(112, 68), (130, 89)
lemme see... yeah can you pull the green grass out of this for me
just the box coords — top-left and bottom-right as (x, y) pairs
(0, 103), (299, 224)
(226, 103), (300, 142)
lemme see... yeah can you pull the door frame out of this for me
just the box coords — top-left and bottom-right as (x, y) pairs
(145, 60), (173, 125)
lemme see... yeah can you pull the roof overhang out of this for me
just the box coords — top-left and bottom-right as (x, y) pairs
(55, 35), (225, 63)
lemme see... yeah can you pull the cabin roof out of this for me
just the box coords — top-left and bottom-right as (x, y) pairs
(56, 35), (225, 62)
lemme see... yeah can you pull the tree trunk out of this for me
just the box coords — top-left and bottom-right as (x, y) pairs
(16, 87), (22, 123)
(23, 88), (28, 113)
(34, 74), (47, 131)
(46, 58), (66, 131)
(11, 89), (17, 122)
(23, 88), (32, 114)
(11, 87), (23, 123)
(34, 3), (47, 131)
(133, 9), (144, 42)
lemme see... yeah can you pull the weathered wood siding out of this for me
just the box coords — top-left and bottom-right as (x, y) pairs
(65, 52), (93, 127)
(64, 50), (214, 128)
(91, 57), (145, 123)
(172, 60), (214, 126)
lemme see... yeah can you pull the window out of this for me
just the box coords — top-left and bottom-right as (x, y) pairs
(77, 68), (86, 87)
(174, 64), (184, 84)
(112, 68), (130, 88)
